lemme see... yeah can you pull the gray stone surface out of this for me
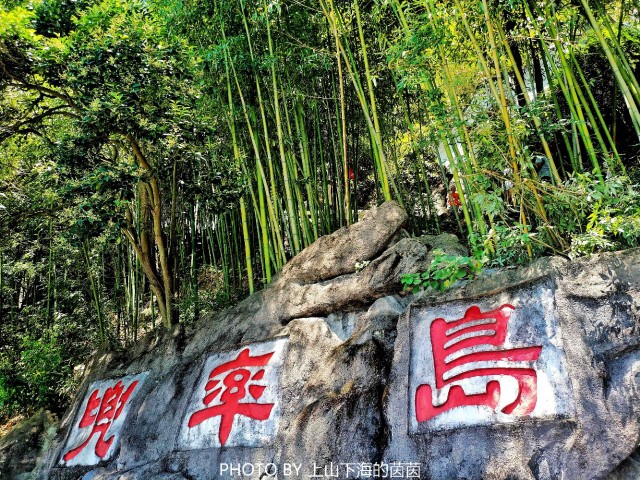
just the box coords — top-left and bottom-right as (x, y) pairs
(384, 251), (640, 480)
(0, 410), (58, 480)
(274, 201), (408, 285)
(3, 203), (640, 480)
(608, 449), (640, 479)
(261, 234), (460, 323)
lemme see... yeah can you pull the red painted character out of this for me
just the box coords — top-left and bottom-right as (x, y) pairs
(63, 379), (139, 462)
(188, 348), (276, 446)
(415, 304), (542, 422)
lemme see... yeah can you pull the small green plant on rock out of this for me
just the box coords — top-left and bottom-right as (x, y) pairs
(401, 249), (486, 294)
(355, 260), (370, 272)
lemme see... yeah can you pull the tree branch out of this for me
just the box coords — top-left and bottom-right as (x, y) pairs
(4, 106), (80, 134)
(7, 79), (79, 111)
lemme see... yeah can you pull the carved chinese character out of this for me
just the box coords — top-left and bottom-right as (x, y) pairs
(60, 373), (146, 466)
(180, 338), (287, 449)
(415, 304), (542, 422)
(188, 347), (276, 446)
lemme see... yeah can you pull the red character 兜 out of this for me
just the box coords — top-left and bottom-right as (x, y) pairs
(63, 379), (139, 462)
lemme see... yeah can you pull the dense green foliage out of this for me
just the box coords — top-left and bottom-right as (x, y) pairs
(1, 0), (639, 420)
(401, 249), (485, 293)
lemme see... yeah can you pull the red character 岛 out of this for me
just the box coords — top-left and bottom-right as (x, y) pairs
(415, 304), (542, 422)
(63, 379), (139, 462)
(188, 348), (275, 446)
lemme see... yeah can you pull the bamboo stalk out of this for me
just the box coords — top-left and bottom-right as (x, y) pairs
(82, 241), (104, 341)
(578, 0), (640, 139)
(263, 1), (302, 255)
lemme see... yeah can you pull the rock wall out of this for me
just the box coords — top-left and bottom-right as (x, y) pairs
(10, 202), (640, 480)
(0, 410), (58, 480)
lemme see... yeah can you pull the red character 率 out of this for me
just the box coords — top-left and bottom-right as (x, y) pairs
(415, 304), (542, 422)
(188, 348), (276, 446)
(63, 379), (139, 462)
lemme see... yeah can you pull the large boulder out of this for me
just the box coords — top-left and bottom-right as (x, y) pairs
(4, 202), (640, 480)
(384, 252), (640, 479)
(260, 234), (465, 322)
(273, 201), (408, 285)
(259, 205), (467, 323)
(0, 410), (58, 479)
(260, 201), (413, 322)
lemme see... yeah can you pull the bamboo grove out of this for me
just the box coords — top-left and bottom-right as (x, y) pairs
(1, 0), (640, 417)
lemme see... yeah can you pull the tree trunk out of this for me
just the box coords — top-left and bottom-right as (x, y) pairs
(125, 136), (177, 328)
